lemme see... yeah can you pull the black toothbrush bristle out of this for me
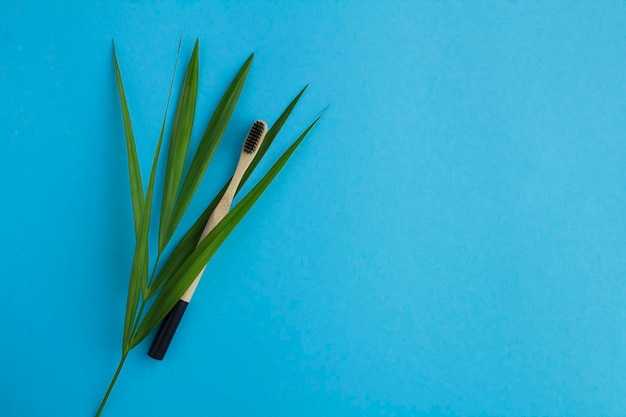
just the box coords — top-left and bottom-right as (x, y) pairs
(244, 120), (265, 154)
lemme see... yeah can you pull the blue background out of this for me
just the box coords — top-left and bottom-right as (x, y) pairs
(2, 1), (626, 416)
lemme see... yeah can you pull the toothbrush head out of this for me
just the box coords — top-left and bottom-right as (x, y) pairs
(243, 120), (267, 154)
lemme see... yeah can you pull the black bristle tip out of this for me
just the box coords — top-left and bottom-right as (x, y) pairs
(243, 121), (265, 154)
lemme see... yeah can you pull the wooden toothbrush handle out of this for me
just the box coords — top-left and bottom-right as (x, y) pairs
(147, 122), (265, 360)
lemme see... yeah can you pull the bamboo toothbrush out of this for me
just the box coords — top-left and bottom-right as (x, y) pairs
(148, 120), (268, 360)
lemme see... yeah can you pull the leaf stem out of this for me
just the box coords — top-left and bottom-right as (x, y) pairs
(148, 252), (162, 289)
(129, 252), (162, 345)
(95, 353), (128, 417)
(130, 300), (146, 340)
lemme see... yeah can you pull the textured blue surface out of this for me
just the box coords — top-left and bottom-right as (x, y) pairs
(2, 1), (626, 416)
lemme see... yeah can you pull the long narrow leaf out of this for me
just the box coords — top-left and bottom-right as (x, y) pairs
(133, 113), (323, 347)
(123, 131), (165, 351)
(160, 53), (254, 249)
(158, 40), (200, 251)
(121, 40), (182, 351)
(147, 86), (308, 298)
(113, 42), (143, 237)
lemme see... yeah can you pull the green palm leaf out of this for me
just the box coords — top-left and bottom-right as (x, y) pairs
(112, 42), (143, 237)
(118, 39), (182, 352)
(98, 40), (324, 417)
(132, 112), (323, 347)
(146, 85), (308, 298)
(158, 39), (199, 251)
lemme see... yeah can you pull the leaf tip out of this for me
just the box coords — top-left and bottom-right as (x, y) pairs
(192, 39), (200, 62)
(299, 84), (309, 97)
(313, 106), (330, 125)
